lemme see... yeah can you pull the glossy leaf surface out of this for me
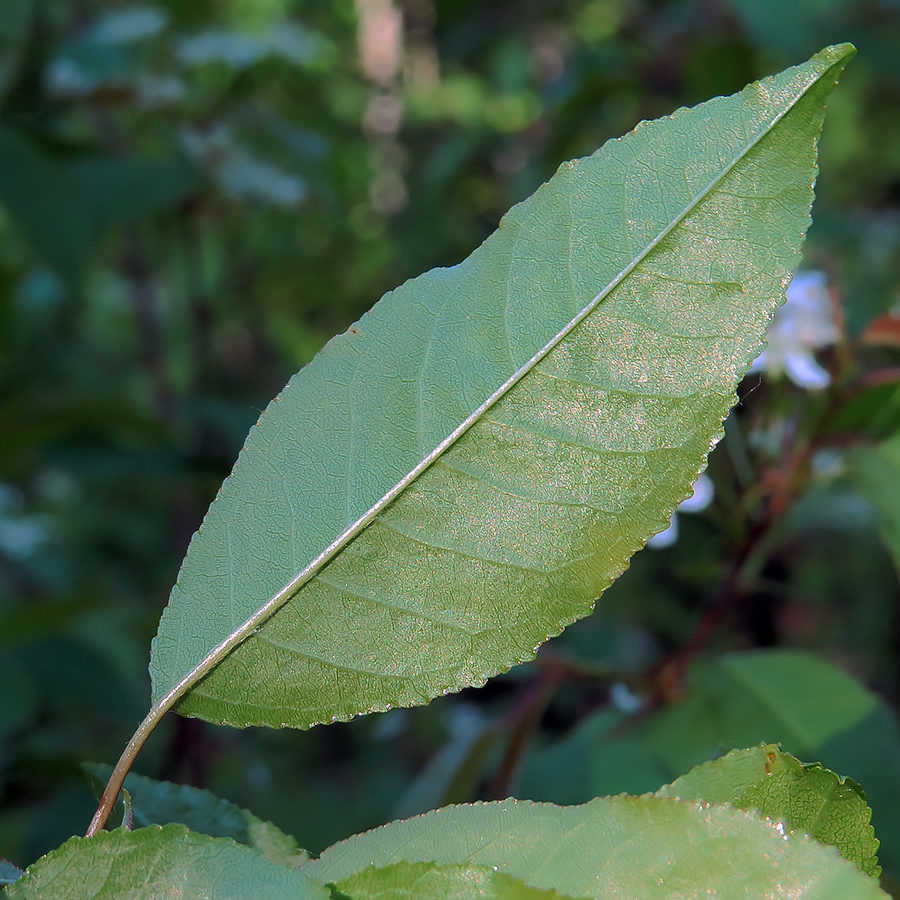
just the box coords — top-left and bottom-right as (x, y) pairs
(151, 45), (854, 729)
(333, 860), (585, 900)
(83, 764), (307, 867)
(658, 745), (880, 876)
(304, 796), (887, 899)
(3, 825), (328, 900)
(655, 744), (779, 805)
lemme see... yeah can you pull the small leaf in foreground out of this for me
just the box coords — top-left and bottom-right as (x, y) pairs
(519, 650), (891, 807)
(657, 745), (881, 877)
(3, 825), (328, 900)
(150, 44), (854, 733)
(82, 763), (307, 867)
(304, 796), (887, 899)
(332, 860), (587, 900)
(737, 758), (880, 878)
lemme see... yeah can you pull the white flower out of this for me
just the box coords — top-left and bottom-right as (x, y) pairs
(647, 472), (714, 549)
(750, 270), (838, 390)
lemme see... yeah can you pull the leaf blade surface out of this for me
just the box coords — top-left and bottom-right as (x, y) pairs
(656, 745), (881, 876)
(151, 45), (854, 729)
(3, 825), (327, 900)
(304, 796), (887, 900)
(82, 764), (308, 867)
(332, 860), (587, 900)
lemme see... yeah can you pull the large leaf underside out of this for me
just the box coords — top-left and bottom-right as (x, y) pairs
(151, 45), (853, 728)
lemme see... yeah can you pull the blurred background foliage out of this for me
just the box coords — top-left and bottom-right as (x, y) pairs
(3, 0), (900, 892)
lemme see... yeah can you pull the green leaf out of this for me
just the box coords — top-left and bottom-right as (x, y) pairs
(655, 744), (781, 805)
(0, 0), (32, 101)
(150, 45), (854, 730)
(0, 655), (36, 739)
(69, 155), (203, 232)
(849, 431), (900, 574)
(519, 707), (670, 804)
(727, 0), (842, 56)
(0, 126), (201, 282)
(3, 825), (328, 900)
(657, 745), (881, 877)
(332, 860), (586, 900)
(0, 860), (23, 888)
(0, 126), (94, 283)
(637, 651), (880, 776)
(518, 651), (900, 875)
(303, 796), (887, 899)
(82, 763), (308, 867)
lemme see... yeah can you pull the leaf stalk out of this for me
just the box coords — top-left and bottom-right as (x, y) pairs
(86, 706), (166, 836)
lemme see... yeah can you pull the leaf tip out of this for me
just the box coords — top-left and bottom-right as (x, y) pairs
(813, 42), (857, 74)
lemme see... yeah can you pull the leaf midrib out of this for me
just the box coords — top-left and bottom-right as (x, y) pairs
(156, 59), (834, 717)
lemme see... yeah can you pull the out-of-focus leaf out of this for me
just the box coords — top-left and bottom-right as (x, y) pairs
(0, 126), (93, 282)
(304, 796), (887, 899)
(655, 744), (778, 805)
(45, 41), (138, 99)
(727, 0), (843, 56)
(179, 126), (304, 207)
(737, 757), (880, 877)
(518, 707), (667, 804)
(657, 745), (881, 877)
(0, 655), (36, 738)
(69, 155), (203, 230)
(391, 706), (496, 819)
(646, 652), (879, 769)
(0, 126), (201, 280)
(521, 650), (878, 802)
(3, 825), (328, 900)
(333, 860), (586, 900)
(849, 431), (900, 572)
(82, 764), (307, 867)
(0, 858), (23, 887)
(88, 6), (169, 44)
(150, 45), (853, 731)
(0, 0), (31, 100)
(176, 23), (331, 70)
(827, 382), (900, 441)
